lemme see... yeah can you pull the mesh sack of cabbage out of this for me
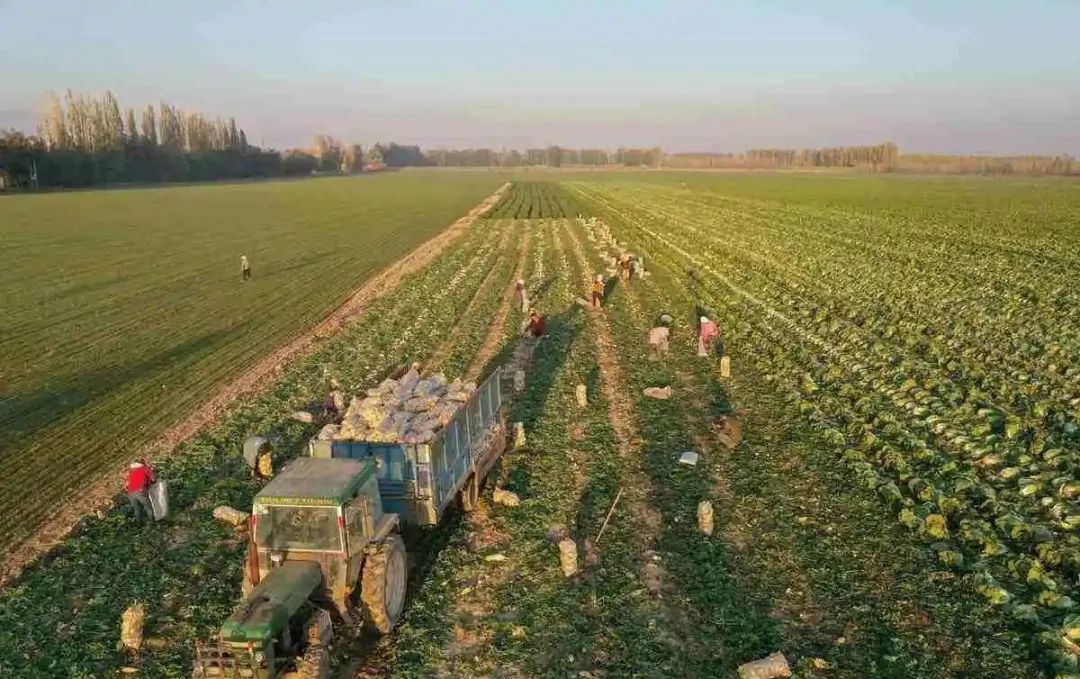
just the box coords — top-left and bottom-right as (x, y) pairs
(335, 368), (477, 444)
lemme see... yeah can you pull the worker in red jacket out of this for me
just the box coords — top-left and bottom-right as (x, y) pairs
(525, 308), (547, 338)
(125, 459), (156, 524)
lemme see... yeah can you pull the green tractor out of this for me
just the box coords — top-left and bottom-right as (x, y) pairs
(193, 457), (407, 678)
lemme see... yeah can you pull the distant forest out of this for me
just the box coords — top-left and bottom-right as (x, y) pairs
(1, 90), (1076, 191)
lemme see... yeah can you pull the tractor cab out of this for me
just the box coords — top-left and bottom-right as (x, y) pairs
(249, 458), (400, 619)
(195, 458), (406, 678)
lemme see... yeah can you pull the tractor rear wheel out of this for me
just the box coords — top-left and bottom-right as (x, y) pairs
(360, 534), (407, 634)
(458, 472), (480, 512)
(297, 645), (328, 679)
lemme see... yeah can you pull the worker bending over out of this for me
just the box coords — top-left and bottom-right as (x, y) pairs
(648, 314), (672, 358)
(698, 315), (719, 356)
(125, 459), (157, 524)
(323, 379), (345, 422)
(525, 308), (547, 338)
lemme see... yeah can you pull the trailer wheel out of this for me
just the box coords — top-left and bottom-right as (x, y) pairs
(297, 645), (329, 679)
(360, 534), (407, 634)
(458, 473), (480, 512)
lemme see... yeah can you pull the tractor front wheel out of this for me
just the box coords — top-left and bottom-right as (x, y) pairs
(360, 534), (407, 634)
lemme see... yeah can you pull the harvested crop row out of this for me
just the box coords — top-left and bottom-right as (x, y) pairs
(427, 221), (526, 379)
(391, 220), (638, 676)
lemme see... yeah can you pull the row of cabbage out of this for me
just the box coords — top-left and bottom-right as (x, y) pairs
(569, 182), (1080, 676)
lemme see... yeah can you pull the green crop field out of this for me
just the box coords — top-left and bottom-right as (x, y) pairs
(1, 172), (1079, 679)
(0, 170), (505, 554)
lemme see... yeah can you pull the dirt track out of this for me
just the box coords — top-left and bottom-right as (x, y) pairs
(464, 226), (531, 381)
(0, 183), (509, 589)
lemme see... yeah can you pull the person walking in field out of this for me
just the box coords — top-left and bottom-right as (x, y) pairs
(125, 459), (157, 524)
(698, 315), (719, 357)
(591, 275), (604, 308)
(240, 254), (251, 281)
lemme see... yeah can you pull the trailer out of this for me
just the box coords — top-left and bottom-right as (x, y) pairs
(308, 367), (506, 525)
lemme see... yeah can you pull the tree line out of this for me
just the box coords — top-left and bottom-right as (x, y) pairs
(895, 153), (1077, 176)
(667, 143), (901, 171)
(3, 93), (1077, 190)
(0, 90), (301, 189)
(665, 144), (1077, 175)
(425, 146), (664, 168)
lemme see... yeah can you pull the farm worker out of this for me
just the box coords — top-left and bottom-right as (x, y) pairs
(525, 308), (547, 338)
(591, 275), (604, 308)
(125, 459), (156, 524)
(625, 254), (635, 282)
(240, 254), (251, 281)
(323, 381), (344, 422)
(632, 257), (643, 278)
(245, 438), (274, 481)
(698, 316), (719, 357)
(248, 447), (273, 481)
(257, 448), (274, 479)
(514, 278), (529, 313)
(648, 315), (671, 358)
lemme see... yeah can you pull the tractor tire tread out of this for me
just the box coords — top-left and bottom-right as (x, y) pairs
(298, 645), (329, 679)
(360, 534), (406, 635)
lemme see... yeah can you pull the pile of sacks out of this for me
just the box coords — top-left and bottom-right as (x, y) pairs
(318, 368), (476, 445)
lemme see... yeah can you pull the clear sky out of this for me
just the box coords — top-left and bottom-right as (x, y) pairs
(1, 0), (1077, 154)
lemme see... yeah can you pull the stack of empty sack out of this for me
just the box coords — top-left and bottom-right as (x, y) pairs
(317, 368), (476, 445)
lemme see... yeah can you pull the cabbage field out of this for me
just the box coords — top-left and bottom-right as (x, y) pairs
(0, 173), (1077, 678)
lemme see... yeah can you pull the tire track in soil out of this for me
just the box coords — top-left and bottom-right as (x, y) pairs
(422, 222), (575, 679)
(0, 183), (510, 590)
(561, 218), (699, 662)
(464, 226), (531, 382)
(425, 221), (515, 374)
